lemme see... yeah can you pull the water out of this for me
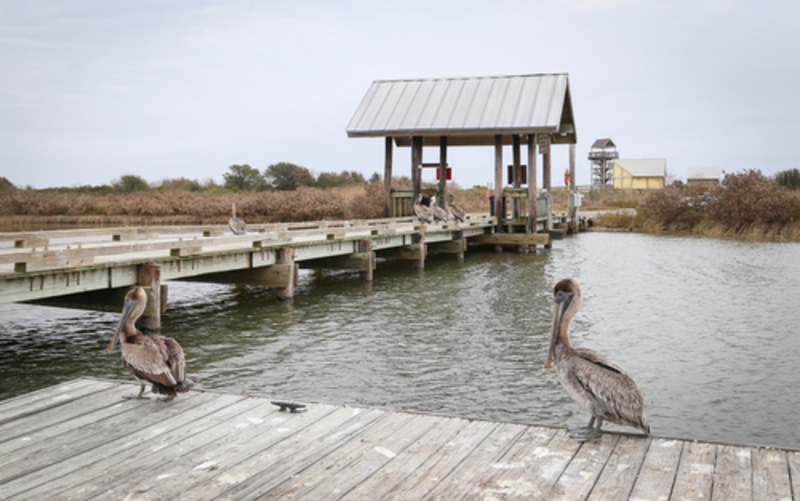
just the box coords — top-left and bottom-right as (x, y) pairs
(1, 232), (799, 449)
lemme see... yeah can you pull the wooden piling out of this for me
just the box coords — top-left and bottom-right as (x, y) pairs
(412, 233), (425, 270)
(137, 262), (161, 334)
(359, 239), (374, 282)
(276, 247), (295, 301)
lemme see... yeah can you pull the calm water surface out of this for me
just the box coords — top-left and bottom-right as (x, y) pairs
(1, 232), (799, 449)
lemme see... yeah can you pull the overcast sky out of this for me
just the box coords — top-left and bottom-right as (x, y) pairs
(2, 0), (798, 190)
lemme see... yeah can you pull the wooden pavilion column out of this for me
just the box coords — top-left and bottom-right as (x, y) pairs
(512, 135), (522, 220)
(359, 238), (374, 282)
(383, 137), (393, 218)
(527, 134), (538, 238)
(138, 262), (161, 334)
(438, 136), (447, 210)
(494, 134), (504, 233)
(411, 136), (423, 203)
(542, 134), (552, 193)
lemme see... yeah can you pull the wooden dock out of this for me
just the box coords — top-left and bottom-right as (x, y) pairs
(0, 215), (559, 308)
(1, 378), (797, 500)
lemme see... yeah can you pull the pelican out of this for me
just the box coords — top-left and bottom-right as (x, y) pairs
(546, 278), (649, 441)
(108, 287), (196, 400)
(430, 195), (448, 222)
(448, 193), (466, 222)
(413, 194), (433, 224)
(229, 203), (247, 235)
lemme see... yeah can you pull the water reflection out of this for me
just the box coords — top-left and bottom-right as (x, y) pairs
(1, 233), (799, 449)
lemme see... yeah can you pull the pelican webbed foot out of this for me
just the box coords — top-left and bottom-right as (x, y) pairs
(567, 417), (603, 442)
(123, 384), (149, 400)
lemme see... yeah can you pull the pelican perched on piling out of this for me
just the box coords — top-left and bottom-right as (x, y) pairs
(413, 194), (434, 224)
(229, 203), (247, 235)
(448, 193), (466, 222)
(430, 196), (448, 222)
(546, 278), (649, 441)
(108, 287), (196, 400)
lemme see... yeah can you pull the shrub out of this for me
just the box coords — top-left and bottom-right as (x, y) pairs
(775, 168), (800, 190)
(708, 169), (798, 228)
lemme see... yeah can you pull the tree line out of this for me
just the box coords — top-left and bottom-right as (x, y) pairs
(0, 163), (380, 194)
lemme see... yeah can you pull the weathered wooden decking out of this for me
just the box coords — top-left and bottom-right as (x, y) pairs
(1, 378), (797, 500)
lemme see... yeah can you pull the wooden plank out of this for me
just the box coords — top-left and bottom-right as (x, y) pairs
(377, 243), (424, 260)
(0, 377), (100, 415)
(712, 445), (752, 501)
(96, 402), (352, 500)
(472, 427), (579, 499)
(424, 422), (529, 499)
(291, 414), (443, 500)
(299, 252), (373, 271)
(379, 418), (500, 499)
(0, 391), (247, 497)
(547, 433), (620, 500)
(262, 411), (420, 499)
(670, 441), (717, 501)
(15, 256), (95, 272)
(585, 435), (651, 500)
(180, 408), (389, 500)
(787, 451), (800, 501)
(0, 378), (114, 426)
(627, 437), (683, 500)
(471, 232), (550, 246)
(0, 385), (148, 457)
(58, 399), (285, 499)
(752, 447), (792, 500)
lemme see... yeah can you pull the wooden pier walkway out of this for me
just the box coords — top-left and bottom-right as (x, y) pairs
(0, 215), (559, 307)
(1, 378), (797, 500)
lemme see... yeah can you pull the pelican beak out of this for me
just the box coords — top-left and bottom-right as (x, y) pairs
(546, 292), (571, 369)
(108, 297), (135, 352)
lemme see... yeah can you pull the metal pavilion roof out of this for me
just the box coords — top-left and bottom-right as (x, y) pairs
(346, 73), (576, 147)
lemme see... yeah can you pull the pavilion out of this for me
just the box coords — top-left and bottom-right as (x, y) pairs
(346, 73), (577, 233)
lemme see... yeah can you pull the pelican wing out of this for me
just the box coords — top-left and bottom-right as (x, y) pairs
(569, 348), (648, 431)
(121, 336), (178, 388)
(162, 337), (187, 383)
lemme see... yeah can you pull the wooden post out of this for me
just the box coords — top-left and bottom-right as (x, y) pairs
(512, 135), (522, 221)
(276, 247), (295, 301)
(412, 136), (423, 203)
(384, 137), (393, 218)
(527, 134), (538, 236)
(438, 136), (447, 211)
(569, 143), (577, 229)
(543, 134), (552, 193)
(494, 134), (503, 233)
(412, 232), (425, 270)
(454, 230), (465, 262)
(359, 239), (374, 282)
(138, 262), (161, 334)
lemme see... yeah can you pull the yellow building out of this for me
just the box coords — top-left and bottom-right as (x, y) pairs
(613, 159), (666, 190)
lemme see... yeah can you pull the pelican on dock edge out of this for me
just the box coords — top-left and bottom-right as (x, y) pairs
(414, 194), (434, 224)
(430, 196), (448, 222)
(448, 193), (466, 222)
(229, 203), (247, 235)
(108, 287), (196, 400)
(546, 278), (649, 441)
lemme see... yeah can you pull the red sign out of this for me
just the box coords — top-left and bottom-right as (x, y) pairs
(436, 168), (452, 180)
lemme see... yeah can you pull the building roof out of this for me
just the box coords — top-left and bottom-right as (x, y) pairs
(346, 73), (576, 147)
(615, 159), (666, 178)
(591, 138), (616, 149)
(686, 167), (720, 180)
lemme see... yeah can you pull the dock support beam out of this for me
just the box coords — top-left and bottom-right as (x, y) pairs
(412, 136), (423, 203)
(359, 239), (374, 282)
(276, 247), (295, 301)
(494, 134), (504, 233)
(412, 233), (425, 270)
(438, 136), (447, 211)
(138, 262), (161, 334)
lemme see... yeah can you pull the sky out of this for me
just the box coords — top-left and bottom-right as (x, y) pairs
(1, 0), (798, 190)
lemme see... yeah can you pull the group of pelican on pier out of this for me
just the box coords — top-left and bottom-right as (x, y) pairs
(413, 193), (465, 224)
(106, 267), (648, 443)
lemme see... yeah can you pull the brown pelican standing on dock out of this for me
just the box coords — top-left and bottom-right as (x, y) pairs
(430, 196), (449, 222)
(448, 193), (466, 222)
(413, 194), (434, 224)
(108, 287), (196, 400)
(546, 278), (649, 441)
(229, 203), (247, 235)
